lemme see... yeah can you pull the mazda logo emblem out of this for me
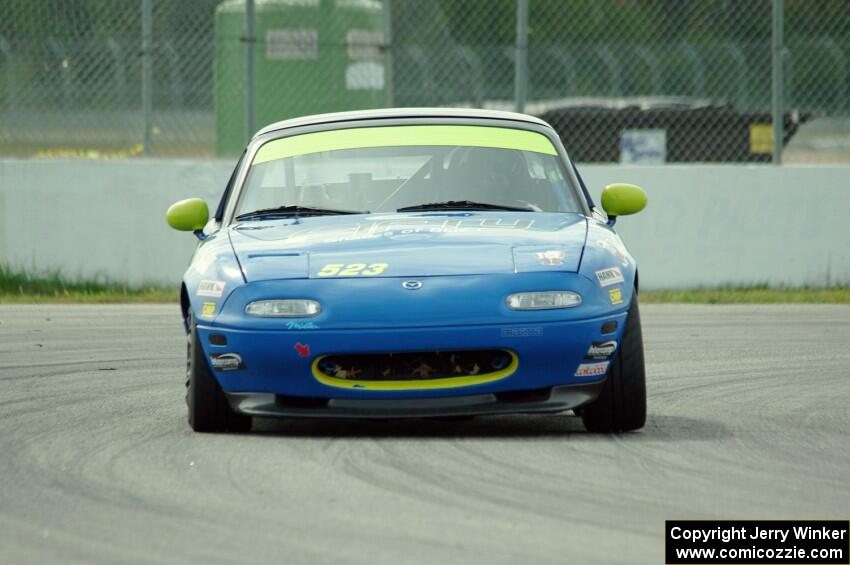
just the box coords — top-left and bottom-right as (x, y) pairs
(402, 280), (422, 290)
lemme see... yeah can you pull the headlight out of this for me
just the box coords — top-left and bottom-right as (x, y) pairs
(245, 299), (321, 317)
(506, 291), (581, 310)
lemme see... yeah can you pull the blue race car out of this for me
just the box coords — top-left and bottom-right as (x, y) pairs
(166, 108), (648, 433)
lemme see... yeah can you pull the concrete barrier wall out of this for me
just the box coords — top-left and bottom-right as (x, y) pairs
(1, 159), (848, 288)
(0, 159), (232, 287)
(581, 165), (850, 288)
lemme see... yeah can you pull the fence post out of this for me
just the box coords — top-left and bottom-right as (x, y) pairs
(771, 0), (784, 164)
(141, 0), (152, 155)
(244, 0), (255, 145)
(0, 38), (17, 112)
(383, 0), (394, 108)
(514, 0), (528, 113)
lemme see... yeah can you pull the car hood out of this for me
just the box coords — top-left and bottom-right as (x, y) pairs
(228, 212), (587, 282)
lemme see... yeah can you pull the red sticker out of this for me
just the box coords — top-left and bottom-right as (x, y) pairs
(294, 342), (311, 357)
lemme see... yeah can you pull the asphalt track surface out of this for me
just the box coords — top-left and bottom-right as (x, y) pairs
(0, 304), (848, 565)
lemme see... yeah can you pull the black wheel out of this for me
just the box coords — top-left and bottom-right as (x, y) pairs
(185, 312), (252, 433)
(580, 291), (647, 433)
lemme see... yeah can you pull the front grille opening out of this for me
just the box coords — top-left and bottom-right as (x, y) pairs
(316, 350), (515, 381)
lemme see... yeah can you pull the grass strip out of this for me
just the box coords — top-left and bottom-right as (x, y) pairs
(0, 265), (178, 303)
(641, 286), (850, 304)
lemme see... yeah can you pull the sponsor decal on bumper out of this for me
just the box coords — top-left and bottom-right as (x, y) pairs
(201, 301), (217, 318)
(608, 287), (623, 305)
(575, 361), (610, 377)
(585, 340), (617, 360)
(210, 353), (244, 371)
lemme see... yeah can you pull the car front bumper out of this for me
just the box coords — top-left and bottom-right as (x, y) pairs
(198, 309), (627, 407)
(224, 381), (605, 419)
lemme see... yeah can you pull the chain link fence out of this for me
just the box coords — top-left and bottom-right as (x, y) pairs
(0, 0), (218, 156)
(0, 0), (847, 162)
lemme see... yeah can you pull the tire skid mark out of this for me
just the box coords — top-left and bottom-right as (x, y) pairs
(349, 436), (653, 537)
(1, 304), (849, 565)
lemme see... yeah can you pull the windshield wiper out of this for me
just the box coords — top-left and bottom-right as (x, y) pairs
(397, 200), (533, 212)
(235, 205), (369, 221)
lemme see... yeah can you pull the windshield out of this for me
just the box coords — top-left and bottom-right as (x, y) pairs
(235, 125), (581, 218)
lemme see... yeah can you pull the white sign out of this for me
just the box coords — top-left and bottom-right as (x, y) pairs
(347, 29), (383, 60)
(345, 61), (384, 90)
(620, 129), (667, 164)
(266, 29), (318, 61)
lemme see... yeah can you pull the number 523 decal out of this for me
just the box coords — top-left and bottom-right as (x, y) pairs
(317, 263), (389, 277)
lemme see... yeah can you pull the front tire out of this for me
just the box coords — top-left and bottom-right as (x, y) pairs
(580, 291), (647, 433)
(186, 312), (252, 433)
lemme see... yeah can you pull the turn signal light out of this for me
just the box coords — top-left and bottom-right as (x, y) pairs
(506, 291), (581, 310)
(245, 299), (321, 317)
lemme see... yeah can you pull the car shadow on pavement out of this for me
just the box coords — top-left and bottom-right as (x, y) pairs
(247, 413), (730, 441)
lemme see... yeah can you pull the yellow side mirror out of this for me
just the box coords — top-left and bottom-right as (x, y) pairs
(166, 198), (209, 232)
(601, 183), (647, 217)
